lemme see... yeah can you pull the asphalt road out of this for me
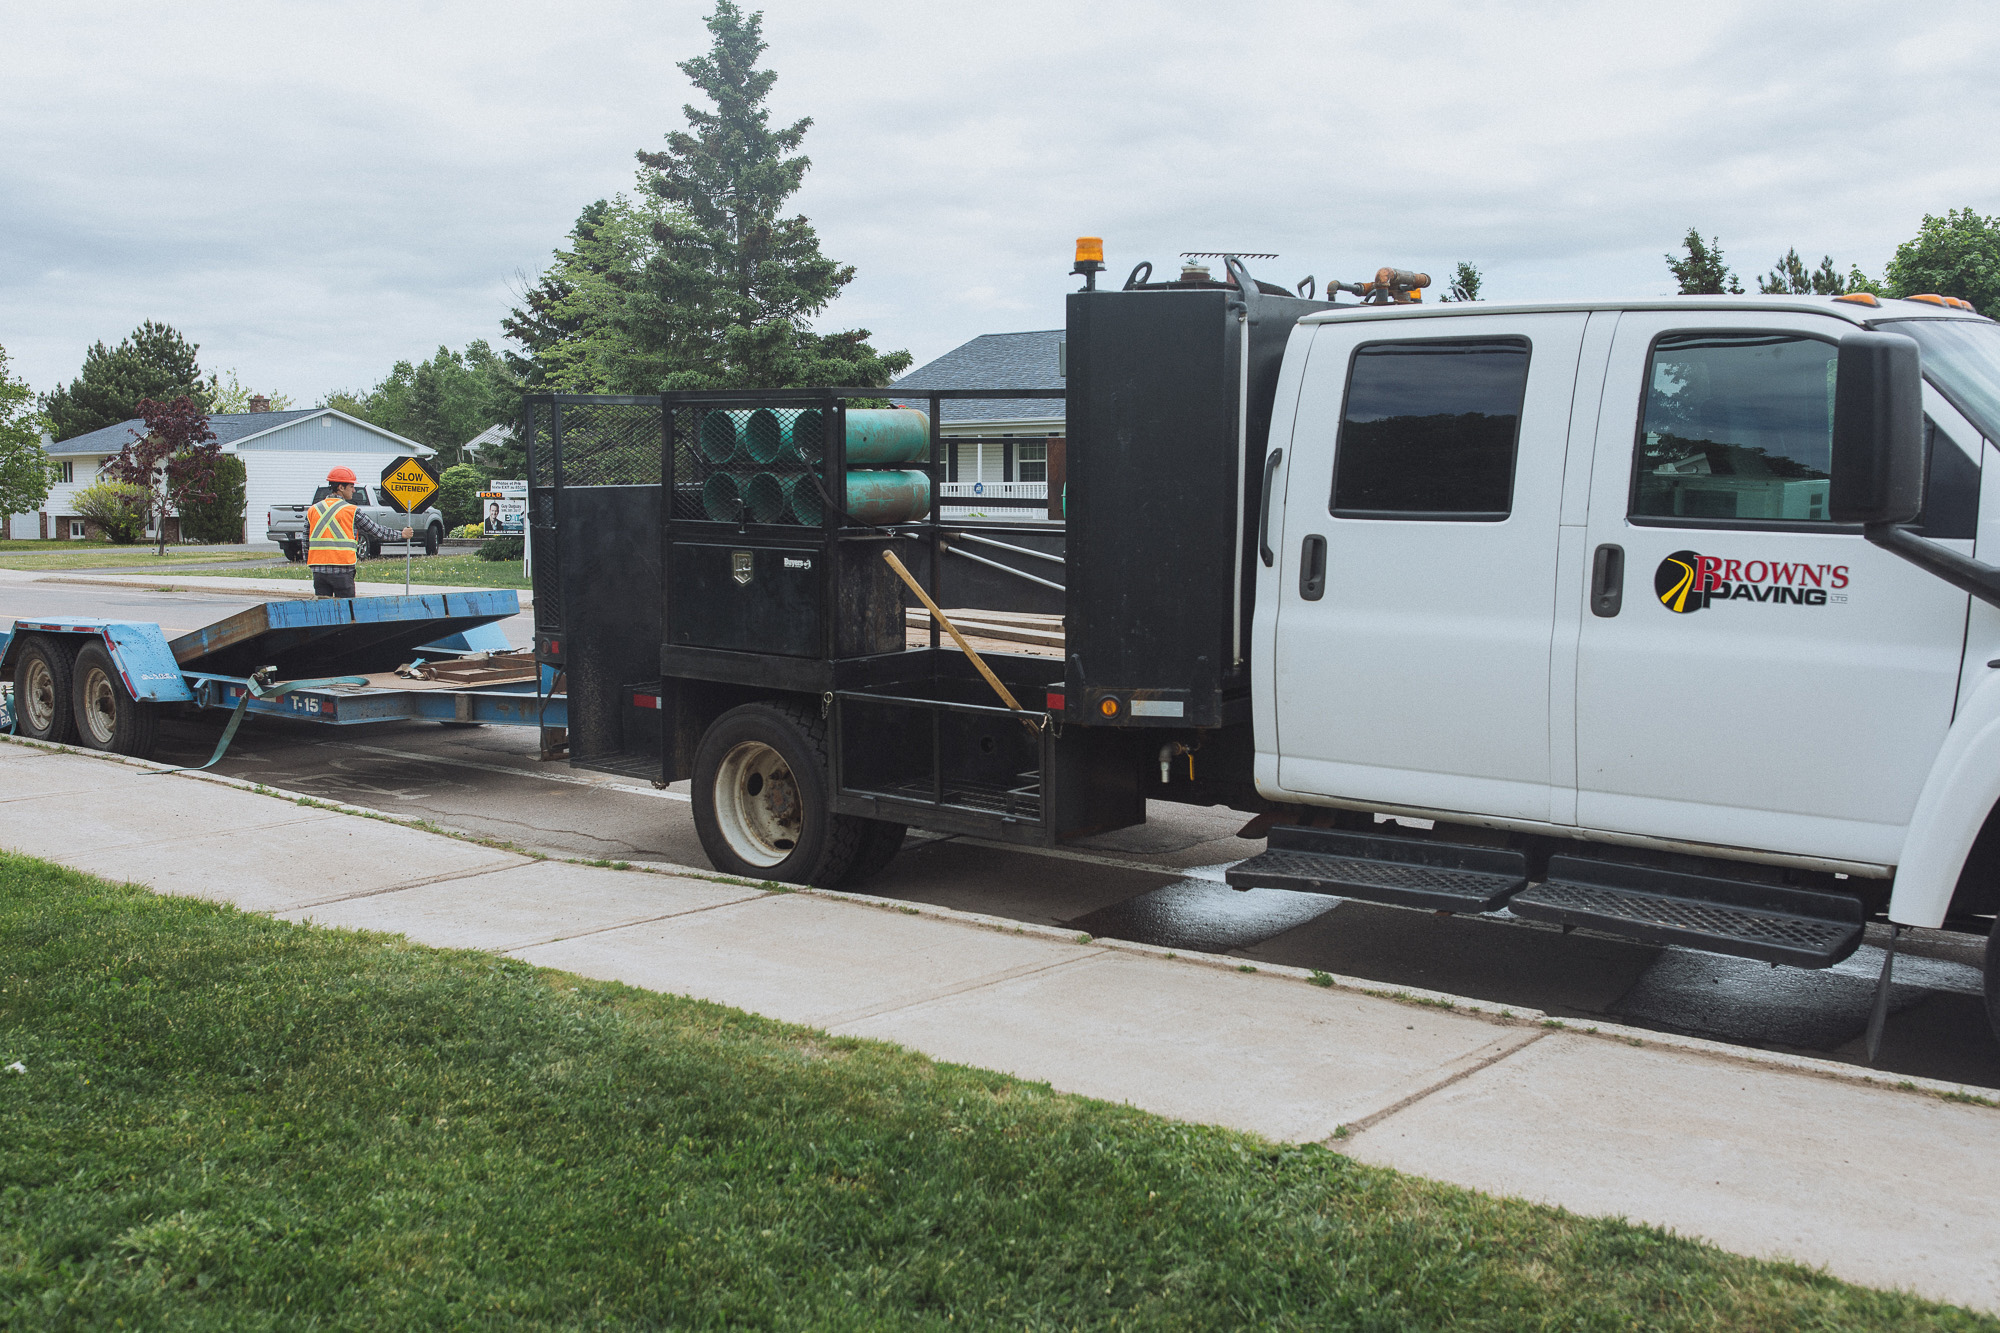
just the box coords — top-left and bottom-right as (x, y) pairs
(10, 577), (1999, 1090)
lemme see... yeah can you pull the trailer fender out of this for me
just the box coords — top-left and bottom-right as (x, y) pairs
(2, 620), (193, 705)
(1892, 668), (2000, 927)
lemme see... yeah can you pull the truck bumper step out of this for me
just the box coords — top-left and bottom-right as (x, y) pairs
(1225, 826), (1527, 913)
(1508, 855), (1865, 968)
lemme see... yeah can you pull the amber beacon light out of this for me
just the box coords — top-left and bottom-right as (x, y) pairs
(1072, 236), (1106, 290)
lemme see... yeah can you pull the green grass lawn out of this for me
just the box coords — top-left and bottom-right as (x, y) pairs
(1, 853), (1986, 1331)
(0, 545), (265, 571)
(199, 553), (531, 590)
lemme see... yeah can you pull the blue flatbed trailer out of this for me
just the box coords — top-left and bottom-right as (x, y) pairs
(0, 590), (566, 760)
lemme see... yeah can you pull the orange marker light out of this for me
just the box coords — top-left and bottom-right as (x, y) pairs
(1098, 697), (1119, 717)
(1075, 237), (1104, 265)
(1910, 293), (1948, 307)
(1834, 292), (1880, 306)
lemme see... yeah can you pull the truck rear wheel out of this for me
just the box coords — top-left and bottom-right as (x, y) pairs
(280, 541), (304, 563)
(424, 524), (441, 556)
(72, 643), (159, 760)
(843, 820), (907, 886)
(693, 701), (862, 886)
(14, 636), (77, 744)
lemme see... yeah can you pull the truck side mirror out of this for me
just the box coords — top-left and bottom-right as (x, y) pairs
(1830, 330), (1925, 526)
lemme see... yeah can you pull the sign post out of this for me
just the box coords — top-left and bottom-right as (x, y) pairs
(379, 456), (441, 595)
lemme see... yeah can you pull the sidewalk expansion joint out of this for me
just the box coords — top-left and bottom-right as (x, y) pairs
(279, 857), (535, 911)
(502, 889), (774, 952)
(1334, 1030), (1548, 1143)
(819, 951), (1109, 1031)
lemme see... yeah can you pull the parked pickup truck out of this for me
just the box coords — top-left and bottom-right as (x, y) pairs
(268, 485), (445, 562)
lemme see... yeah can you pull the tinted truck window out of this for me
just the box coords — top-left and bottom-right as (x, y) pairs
(1634, 333), (1837, 523)
(1331, 338), (1529, 519)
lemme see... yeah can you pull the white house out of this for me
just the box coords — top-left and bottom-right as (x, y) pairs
(35, 405), (434, 543)
(891, 329), (1064, 519)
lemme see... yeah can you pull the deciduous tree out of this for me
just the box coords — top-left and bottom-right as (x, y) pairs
(1885, 208), (2000, 313)
(102, 396), (221, 556)
(0, 344), (59, 526)
(1440, 262), (1483, 303)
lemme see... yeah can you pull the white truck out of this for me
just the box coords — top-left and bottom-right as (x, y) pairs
(528, 257), (2000, 1051)
(267, 484), (445, 562)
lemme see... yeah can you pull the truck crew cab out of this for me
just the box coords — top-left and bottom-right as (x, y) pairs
(527, 253), (2000, 1046)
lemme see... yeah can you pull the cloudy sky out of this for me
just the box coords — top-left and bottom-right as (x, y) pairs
(3, 0), (1995, 409)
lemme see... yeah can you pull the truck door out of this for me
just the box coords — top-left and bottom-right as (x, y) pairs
(1573, 311), (1973, 866)
(1271, 313), (1587, 822)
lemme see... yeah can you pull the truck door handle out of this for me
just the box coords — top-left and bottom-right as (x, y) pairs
(1258, 448), (1283, 567)
(1591, 543), (1624, 617)
(1299, 534), (1327, 601)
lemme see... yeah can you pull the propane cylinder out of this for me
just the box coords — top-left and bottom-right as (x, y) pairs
(742, 409), (790, 464)
(789, 407), (930, 465)
(790, 469), (932, 525)
(743, 472), (792, 524)
(698, 409), (749, 463)
(700, 472), (744, 521)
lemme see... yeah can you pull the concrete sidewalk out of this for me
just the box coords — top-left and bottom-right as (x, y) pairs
(5, 736), (1998, 1312)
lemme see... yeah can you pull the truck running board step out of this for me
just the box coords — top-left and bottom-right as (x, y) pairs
(1509, 856), (1865, 968)
(1226, 826), (1527, 913)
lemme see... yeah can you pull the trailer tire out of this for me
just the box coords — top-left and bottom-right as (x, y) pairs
(72, 643), (159, 760)
(14, 636), (77, 744)
(841, 820), (907, 886)
(693, 701), (862, 887)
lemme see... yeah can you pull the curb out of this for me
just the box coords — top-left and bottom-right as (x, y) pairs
(3, 731), (1994, 1113)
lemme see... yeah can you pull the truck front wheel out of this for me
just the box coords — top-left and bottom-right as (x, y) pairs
(693, 702), (862, 886)
(72, 643), (159, 759)
(14, 636), (77, 744)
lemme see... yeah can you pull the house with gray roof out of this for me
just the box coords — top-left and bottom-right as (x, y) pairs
(891, 329), (1064, 516)
(34, 406), (432, 543)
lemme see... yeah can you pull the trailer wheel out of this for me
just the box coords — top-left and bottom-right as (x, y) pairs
(72, 643), (159, 760)
(841, 820), (907, 886)
(693, 701), (862, 886)
(14, 636), (77, 743)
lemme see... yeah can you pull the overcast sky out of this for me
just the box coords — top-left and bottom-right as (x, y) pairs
(3, 0), (1996, 409)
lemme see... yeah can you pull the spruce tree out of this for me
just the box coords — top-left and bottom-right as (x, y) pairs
(1665, 230), (1743, 295)
(615, 1), (908, 391)
(43, 321), (212, 440)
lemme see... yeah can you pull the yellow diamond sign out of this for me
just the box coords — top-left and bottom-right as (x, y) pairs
(379, 456), (441, 514)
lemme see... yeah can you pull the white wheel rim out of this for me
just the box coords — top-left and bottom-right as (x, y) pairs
(20, 657), (55, 733)
(80, 665), (118, 746)
(713, 740), (802, 868)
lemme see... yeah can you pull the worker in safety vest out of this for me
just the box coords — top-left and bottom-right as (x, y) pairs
(306, 466), (414, 599)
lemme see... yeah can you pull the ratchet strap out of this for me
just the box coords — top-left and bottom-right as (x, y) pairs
(144, 667), (368, 775)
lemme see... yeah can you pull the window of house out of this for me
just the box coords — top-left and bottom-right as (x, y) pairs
(1331, 338), (1530, 519)
(69, 520), (85, 539)
(57, 461), (72, 484)
(1632, 332), (1839, 524)
(1017, 440), (1048, 484)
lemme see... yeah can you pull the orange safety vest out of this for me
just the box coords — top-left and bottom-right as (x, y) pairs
(306, 497), (358, 567)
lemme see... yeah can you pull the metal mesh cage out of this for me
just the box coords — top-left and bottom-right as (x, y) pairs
(670, 402), (831, 525)
(556, 402), (663, 488)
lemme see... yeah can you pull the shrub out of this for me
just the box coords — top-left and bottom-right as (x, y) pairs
(72, 480), (149, 544)
(451, 522), (483, 539)
(177, 451), (246, 543)
(477, 535), (524, 562)
(438, 461), (493, 530)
